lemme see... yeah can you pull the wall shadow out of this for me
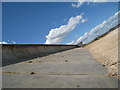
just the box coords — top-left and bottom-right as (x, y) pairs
(2, 44), (78, 67)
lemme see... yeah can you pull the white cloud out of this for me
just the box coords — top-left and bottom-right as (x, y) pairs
(81, 18), (88, 23)
(67, 41), (76, 45)
(11, 40), (16, 44)
(0, 41), (8, 44)
(45, 13), (87, 44)
(72, 0), (119, 8)
(68, 11), (120, 44)
(72, 2), (84, 8)
(0, 40), (16, 44)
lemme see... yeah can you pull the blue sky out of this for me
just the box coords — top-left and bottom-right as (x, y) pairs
(2, 2), (118, 44)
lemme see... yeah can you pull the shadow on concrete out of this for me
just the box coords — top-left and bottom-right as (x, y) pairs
(2, 44), (77, 67)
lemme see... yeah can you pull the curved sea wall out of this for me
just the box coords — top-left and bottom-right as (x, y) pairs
(2, 44), (77, 66)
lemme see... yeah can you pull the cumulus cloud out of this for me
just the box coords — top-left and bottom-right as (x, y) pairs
(72, 0), (119, 8)
(45, 13), (87, 44)
(68, 11), (120, 45)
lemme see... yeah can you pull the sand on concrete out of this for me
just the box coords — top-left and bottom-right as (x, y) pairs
(85, 27), (119, 78)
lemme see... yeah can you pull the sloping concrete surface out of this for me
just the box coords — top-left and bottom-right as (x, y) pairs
(2, 48), (118, 88)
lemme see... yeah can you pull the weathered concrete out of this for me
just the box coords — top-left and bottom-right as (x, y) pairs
(2, 48), (118, 88)
(2, 44), (76, 66)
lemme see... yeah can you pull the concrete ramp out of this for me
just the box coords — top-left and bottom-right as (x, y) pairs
(2, 44), (76, 66)
(2, 48), (118, 88)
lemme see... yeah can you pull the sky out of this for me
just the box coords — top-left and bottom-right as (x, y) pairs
(2, 2), (119, 44)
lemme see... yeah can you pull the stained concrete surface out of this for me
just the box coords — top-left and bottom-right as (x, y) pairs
(2, 48), (118, 88)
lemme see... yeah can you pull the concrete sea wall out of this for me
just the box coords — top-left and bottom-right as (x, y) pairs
(2, 44), (77, 66)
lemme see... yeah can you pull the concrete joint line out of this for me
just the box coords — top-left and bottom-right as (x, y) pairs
(2, 72), (107, 76)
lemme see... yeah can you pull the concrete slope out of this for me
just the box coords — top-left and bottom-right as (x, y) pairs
(2, 48), (118, 88)
(2, 44), (76, 66)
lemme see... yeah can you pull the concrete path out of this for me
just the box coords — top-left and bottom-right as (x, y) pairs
(2, 48), (118, 88)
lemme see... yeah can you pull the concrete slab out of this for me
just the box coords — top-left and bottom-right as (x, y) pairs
(2, 74), (118, 88)
(3, 61), (107, 75)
